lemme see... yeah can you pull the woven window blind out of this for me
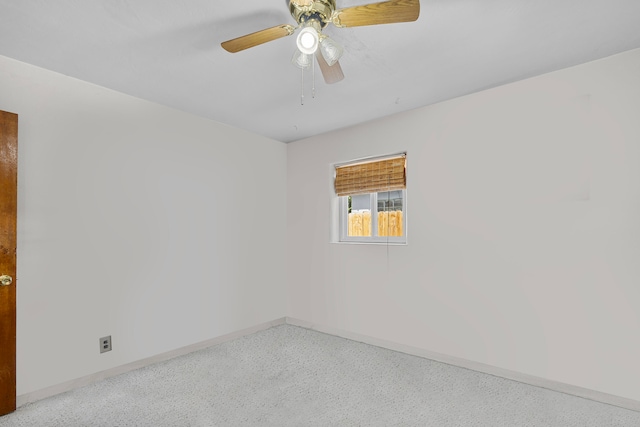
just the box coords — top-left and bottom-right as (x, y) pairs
(335, 155), (406, 197)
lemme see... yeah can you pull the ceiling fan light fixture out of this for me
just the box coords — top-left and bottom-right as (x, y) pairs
(221, 0), (422, 87)
(296, 26), (319, 54)
(291, 49), (313, 69)
(319, 35), (343, 66)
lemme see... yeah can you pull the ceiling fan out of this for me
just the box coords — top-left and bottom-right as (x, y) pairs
(221, 0), (420, 85)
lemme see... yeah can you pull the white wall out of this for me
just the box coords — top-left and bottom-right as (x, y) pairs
(3, 45), (640, 404)
(0, 55), (287, 396)
(287, 48), (640, 402)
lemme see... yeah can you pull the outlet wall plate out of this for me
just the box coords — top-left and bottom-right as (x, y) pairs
(100, 336), (112, 354)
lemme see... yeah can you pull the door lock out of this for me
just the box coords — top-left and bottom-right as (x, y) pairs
(0, 275), (12, 286)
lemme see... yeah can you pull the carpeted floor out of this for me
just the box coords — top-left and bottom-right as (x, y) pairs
(1, 324), (639, 426)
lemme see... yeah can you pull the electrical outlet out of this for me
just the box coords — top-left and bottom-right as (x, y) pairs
(100, 336), (112, 354)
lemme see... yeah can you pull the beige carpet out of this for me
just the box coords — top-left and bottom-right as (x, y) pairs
(1, 324), (639, 426)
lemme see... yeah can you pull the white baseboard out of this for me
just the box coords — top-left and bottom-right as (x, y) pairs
(284, 317), (640, 413)
(16, 317), (287, 407)
(17, 316), (640, 414)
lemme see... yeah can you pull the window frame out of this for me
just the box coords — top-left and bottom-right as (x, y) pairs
(338, 189), (407, 244)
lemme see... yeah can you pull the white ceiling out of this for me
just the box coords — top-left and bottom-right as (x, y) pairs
(1, 0), (639, 143)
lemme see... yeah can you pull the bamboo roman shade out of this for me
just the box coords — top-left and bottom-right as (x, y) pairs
(334, 154), (406, 197)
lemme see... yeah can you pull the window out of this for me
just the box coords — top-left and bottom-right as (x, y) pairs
(335, 154), (406, 244)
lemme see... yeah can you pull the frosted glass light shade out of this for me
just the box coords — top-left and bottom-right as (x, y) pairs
(296, 26), (319, 54)
(320, 36), (344, 66)
(291, 50), (312, 69)
(319, 36), (343, 66)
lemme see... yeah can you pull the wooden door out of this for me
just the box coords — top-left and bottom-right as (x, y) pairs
(0, 110), (17, 416)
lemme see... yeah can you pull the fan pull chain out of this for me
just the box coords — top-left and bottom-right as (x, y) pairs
(312, 54), (316, 98)
(300, 66), (304, 105)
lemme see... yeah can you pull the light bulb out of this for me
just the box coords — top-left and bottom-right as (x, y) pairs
(300, 32), (316, 49)
(296, 26), (319, 55)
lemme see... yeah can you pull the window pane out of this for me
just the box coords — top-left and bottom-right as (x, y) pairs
(348, 194), (371, 237)
(377, 191), (403, 237)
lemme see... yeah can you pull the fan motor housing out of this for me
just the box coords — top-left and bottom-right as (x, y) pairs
(289, 0), (336, 27)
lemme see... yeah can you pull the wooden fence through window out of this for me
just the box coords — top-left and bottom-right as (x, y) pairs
(348, 210), (403, 237)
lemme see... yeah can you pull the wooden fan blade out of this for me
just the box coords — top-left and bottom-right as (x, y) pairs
(332, 0), (419, 28)
(316, 51), (344, 84)
(221, 24), (296, 53)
